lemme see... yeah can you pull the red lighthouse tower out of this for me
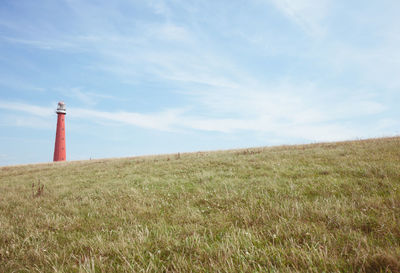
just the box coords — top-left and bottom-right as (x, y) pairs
(53, 101), (66, 162)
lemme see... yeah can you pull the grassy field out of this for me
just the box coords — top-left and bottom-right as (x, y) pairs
(0, 137), (399, 272)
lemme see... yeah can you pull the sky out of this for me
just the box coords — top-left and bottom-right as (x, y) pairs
(0, 0), (399, 166)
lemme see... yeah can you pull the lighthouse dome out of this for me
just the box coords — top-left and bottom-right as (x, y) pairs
(56, 101), (66, 114)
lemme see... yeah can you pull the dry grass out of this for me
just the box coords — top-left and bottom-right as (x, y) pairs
(1, 137), (400, 272)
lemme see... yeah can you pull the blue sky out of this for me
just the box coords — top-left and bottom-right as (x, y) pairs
(0, 0), (399, 166)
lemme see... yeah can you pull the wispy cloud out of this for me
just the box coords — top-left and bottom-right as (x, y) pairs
(0, 0), (398, 166)
(1, 36), (78, 51)
(0, 0), (239, 89)
(268, 0), (330, 37)
(53, 87), (122, 106)
(147, 0), (171, 17)
(0, 100), (184, 132)
(319, 40), (400, 90)
(69, 108), (184, 131)
(0, 101), (53, 117)
(147, 23), (191, 42)
(0, 96), (386, 142)
(0, 114), (52, 129)
(0, 102), (53, 129)
(0, 77), (45, 92)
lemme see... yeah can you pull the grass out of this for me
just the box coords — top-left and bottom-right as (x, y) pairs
(0, 137), (399, 272)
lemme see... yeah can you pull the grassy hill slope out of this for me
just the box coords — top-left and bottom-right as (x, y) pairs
(1, 137), (400, 272)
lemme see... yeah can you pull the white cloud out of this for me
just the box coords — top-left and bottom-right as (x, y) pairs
(376, 118), (400, 136)
(1, 36), (78, 51)
(0, 91), (386, 142)
(0, 0), (396, 146)
(0, 101), (53, 117)
(69, 108), (184, 131)
(149, 23), (190, 42)
(320, 41), (400, 90)
(268, 0), (330, 37)
(0, 100), (184, 131)
(54, 87), (120, 106)
(0, 77), (45, 92)
(147, 0), (171, 16)
(0, 114), (52, 129)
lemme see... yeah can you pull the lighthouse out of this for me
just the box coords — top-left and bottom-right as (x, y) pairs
(53, 101), (66, 162)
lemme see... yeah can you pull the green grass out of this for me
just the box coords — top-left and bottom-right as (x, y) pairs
(1, 137), (400, 272)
